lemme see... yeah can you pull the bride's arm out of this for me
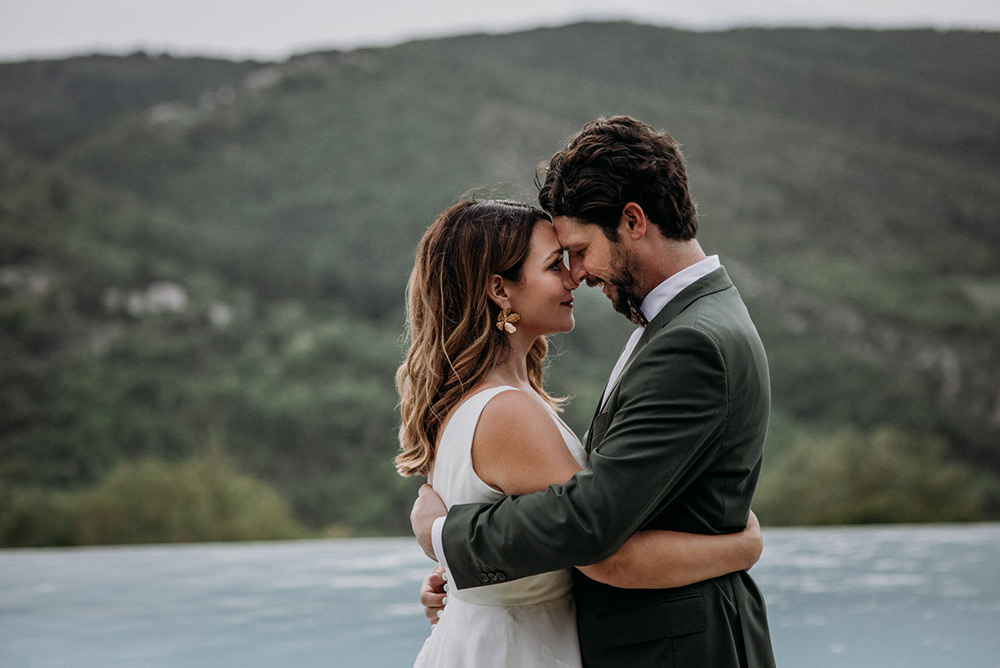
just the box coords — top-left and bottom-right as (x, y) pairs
(474, 391), (761, 589)
(576, 512), (762, 589)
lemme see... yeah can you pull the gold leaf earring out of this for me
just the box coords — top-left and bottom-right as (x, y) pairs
(496, 306), (520, 334)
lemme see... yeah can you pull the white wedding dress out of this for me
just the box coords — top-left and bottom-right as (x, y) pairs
(413, 386), (586, 668)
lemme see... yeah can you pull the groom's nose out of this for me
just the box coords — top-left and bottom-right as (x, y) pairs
(562, 265), (580, 289)
(567, 256), (588, 284)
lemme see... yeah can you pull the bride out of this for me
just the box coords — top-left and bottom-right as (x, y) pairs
(396, 199), (761, 667)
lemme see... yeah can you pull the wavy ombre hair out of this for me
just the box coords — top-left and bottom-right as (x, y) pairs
(395, 199), (562, 477)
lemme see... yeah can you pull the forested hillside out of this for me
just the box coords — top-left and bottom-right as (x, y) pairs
(2, 24), (999, 545)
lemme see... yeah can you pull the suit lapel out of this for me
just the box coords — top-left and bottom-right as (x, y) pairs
(589, 266), (734, 425)
(637, 266), (733, 346)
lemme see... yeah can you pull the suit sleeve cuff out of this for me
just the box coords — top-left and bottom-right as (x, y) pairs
(431, 516), (449, 572)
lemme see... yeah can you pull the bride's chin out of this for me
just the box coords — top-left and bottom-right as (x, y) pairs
(542, 322), (574, 336)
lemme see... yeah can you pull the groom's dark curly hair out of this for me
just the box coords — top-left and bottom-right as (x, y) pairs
(536, 115), (698, 242)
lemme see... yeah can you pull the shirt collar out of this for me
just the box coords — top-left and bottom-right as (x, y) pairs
(639, 255), (720, 323)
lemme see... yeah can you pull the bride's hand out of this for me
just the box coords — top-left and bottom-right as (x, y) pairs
(420, 565), (448, 625)
(741, 510), (763, 570)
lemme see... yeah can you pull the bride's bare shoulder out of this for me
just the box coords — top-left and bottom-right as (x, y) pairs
(478, 386), (552, 428)
(472, 388), (579, 495)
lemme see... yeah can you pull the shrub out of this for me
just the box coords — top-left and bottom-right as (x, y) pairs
(0, 486), (77, 547)
(754, 427), (1000, 525)
(73, 450), (308, 544)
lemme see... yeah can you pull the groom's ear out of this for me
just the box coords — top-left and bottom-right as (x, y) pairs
(621, 202), (647, 241)
(487, 274), (509, 309)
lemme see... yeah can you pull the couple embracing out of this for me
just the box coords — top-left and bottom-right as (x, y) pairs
(397, 116), (776, 667)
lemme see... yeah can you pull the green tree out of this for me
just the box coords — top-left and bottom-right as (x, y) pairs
(755, 428), (1000, 525)
(73, 451), (308, 544)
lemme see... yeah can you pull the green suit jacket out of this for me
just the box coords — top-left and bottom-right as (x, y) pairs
(442, 266), (775, 667)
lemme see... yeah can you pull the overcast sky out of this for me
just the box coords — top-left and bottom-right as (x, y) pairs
(2, 0), (999, 62)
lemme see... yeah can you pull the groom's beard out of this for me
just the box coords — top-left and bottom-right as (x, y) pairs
(587, 243), (642, 321)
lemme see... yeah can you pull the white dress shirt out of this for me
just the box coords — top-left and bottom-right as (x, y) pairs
(432, 256), (723, 573)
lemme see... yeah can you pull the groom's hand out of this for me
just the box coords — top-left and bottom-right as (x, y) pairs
(411, 484), (447, 560)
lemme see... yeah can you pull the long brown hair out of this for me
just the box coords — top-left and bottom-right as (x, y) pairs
(395, 199), (561, 477)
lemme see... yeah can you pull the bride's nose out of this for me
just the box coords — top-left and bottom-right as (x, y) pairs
(562, 265), (579, 290)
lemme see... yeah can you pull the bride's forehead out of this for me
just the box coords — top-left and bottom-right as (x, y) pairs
(528, 221), (560, 252)
(530, 218), (558, 239)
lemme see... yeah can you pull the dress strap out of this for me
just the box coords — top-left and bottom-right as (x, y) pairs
(431, 386), (520, 491)
(451, 385), (519, 422)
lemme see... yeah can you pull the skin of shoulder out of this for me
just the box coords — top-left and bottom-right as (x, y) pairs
(470, 389), (582, 497)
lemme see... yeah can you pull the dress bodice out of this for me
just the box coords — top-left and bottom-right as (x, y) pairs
(430, 386), (586, 607)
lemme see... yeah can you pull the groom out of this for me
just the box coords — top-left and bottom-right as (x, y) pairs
(411, 116), (776, 667)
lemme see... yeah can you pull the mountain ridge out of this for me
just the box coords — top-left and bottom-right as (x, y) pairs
(2, 23), (998, 543)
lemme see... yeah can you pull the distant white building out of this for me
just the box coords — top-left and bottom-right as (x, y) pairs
(104, 281), (189, 317)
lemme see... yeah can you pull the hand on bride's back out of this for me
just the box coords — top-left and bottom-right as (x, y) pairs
(411, 484), (447, 559)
